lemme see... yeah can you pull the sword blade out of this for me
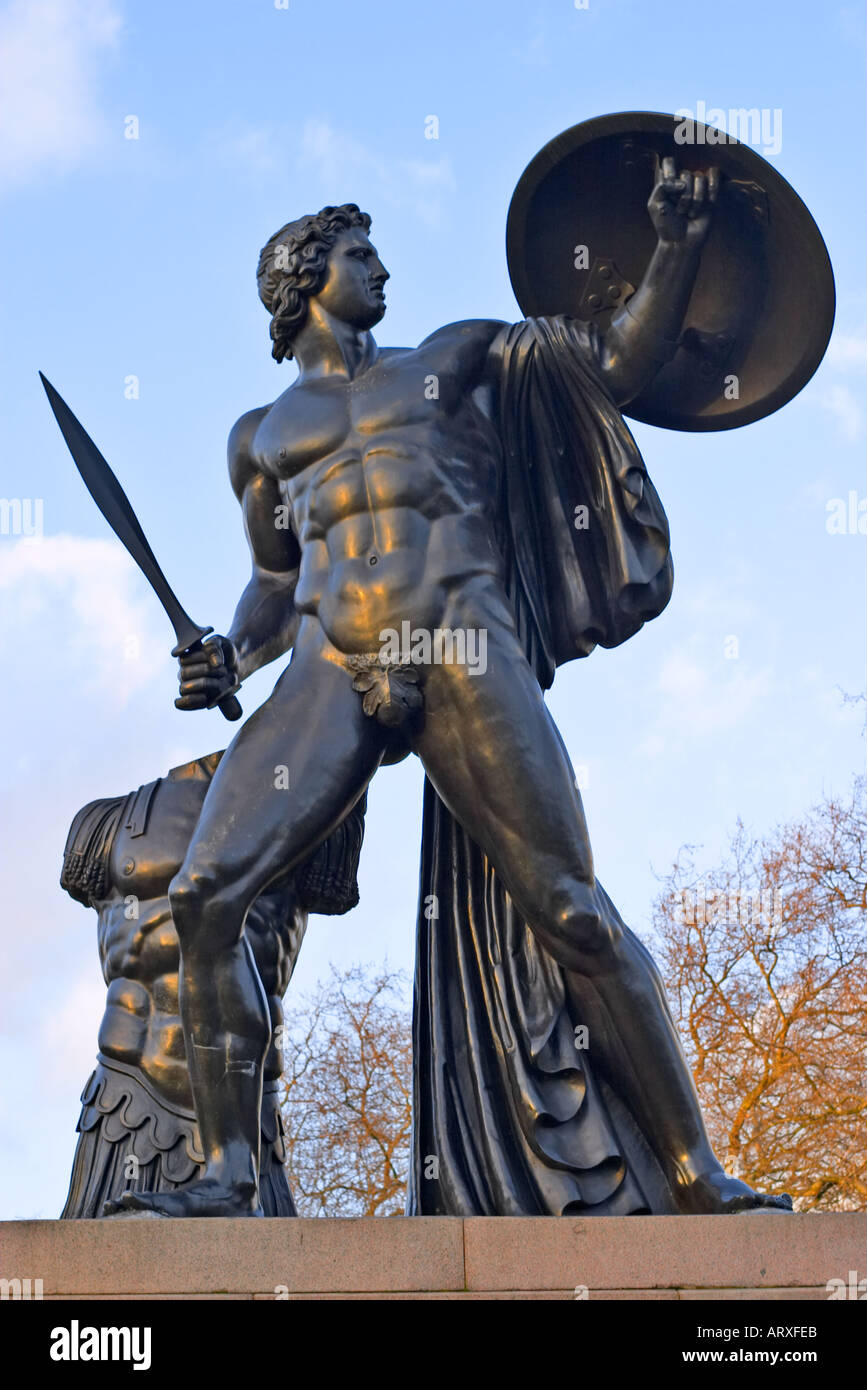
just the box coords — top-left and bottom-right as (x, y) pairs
(39, 373), (242, 720)
(39, 372), (207, 652)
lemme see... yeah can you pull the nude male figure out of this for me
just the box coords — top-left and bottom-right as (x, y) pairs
(114, 162), (791, 1217)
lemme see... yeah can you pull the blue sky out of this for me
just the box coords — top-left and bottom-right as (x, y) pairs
(2, 0), (866, 1218)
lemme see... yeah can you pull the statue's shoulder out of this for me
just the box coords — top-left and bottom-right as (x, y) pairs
(416, 317), (591, 379)
(418, 319), (506, 353)
(228, 403), (271, 457)
(417, 322), (509, 390)
(227, 403), (272, 500)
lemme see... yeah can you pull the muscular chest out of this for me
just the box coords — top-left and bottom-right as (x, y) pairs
(251, 349), (466, 481)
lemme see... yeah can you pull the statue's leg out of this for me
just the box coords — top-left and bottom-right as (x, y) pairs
(106, 631), (386, 1218)
(412, 585), (790, 1215)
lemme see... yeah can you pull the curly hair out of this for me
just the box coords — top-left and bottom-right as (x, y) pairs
(256, 204), (372, 363)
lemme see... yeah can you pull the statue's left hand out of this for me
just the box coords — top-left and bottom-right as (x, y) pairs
(648, 157), (719, 248)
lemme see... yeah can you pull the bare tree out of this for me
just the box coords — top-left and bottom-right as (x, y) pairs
(652, 777), (867, 1210)
(279, 962), (412, 1216)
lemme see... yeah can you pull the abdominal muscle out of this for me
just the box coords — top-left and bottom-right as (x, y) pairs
(290, 448), (505, 655)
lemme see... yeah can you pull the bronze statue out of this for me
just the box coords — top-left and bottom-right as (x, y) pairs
(45, 112), (833, 1218)
(59, 752), (365, 1217)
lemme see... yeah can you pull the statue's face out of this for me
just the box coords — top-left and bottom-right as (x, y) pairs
(312, 227), (389, 330)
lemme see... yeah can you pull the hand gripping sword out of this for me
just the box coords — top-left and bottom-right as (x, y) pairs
(39, 374), (243, 721)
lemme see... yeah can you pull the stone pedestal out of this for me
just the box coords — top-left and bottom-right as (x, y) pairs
(2, 1213), (864, 1300)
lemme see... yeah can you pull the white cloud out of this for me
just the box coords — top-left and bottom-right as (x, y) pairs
(675, 574), (758, 629)
(649, 646), (772, 740)
(827, 332), (867, 370)
(302, 119), (456, 225)
(41, 963), (106, 1091)
(815, 383), (862, 442)
(0, 0), (121, 192)
(222, 126), (280, 177)
(397, 156), (457, 210)
(298, 118), (374, 188)
(513, 20), (550, 69)
(223, 118), (456, 227)
(0, 534), (166, 706)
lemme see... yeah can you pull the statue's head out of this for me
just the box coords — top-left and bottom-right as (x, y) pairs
(257, 204), (388, 362)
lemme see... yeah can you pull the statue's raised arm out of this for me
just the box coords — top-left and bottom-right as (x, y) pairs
(598, 157), (719, 405)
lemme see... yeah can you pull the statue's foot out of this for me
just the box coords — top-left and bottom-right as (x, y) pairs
(677, 1168), (793, 1215)
(102, 1180), (263, 1219)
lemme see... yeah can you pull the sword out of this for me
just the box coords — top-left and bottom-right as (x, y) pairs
(39, 373), (243, 722)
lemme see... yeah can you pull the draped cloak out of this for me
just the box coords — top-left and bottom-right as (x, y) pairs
(407, 316), (679, 1216)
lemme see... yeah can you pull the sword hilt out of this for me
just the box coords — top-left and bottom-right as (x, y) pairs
(213, 689), (243, 722)
(172, 629), (244, 722)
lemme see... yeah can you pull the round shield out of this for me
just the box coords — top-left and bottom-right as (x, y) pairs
(506, 111), (835, 431)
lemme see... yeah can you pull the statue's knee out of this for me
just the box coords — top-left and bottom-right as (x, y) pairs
(169, 865), (219, 942)
(544, 877), (622, 960)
